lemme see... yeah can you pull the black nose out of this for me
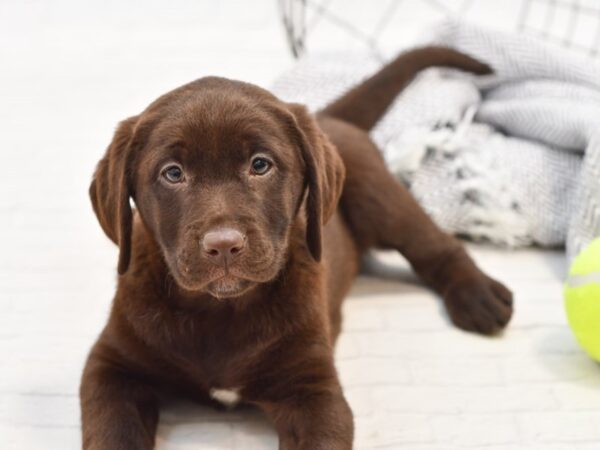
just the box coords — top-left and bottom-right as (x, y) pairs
(202, 228), (245, 267)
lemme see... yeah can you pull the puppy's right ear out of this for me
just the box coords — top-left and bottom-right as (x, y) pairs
(89, 116), (138, 275)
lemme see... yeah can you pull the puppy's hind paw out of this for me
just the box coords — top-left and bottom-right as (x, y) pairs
(443, 275), (513, 335)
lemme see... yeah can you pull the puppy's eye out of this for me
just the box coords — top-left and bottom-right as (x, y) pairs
(250, 157), (271, 175)
(162, 165), (184, 183)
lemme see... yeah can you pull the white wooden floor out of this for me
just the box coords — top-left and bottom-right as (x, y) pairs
(1, 1), (599, 449)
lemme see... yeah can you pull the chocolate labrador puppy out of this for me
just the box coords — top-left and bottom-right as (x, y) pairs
(81, 47), (513, 449)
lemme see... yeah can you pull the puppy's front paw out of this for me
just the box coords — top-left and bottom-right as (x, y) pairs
(443, 275), (513, 335)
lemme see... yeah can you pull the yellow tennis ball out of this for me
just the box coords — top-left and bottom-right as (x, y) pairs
(564, 238), (600, 362)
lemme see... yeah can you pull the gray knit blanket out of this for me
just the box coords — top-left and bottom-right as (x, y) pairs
(272, 21), (600, 261)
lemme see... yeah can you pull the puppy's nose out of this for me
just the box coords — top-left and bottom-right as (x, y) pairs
(202, 228), (245, 266)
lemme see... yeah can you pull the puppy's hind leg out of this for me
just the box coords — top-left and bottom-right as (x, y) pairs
(322, 117), (513, 335)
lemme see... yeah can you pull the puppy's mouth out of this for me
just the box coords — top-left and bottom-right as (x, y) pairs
(206, 276), (254, 299)
(172, 247), (283, 298)
(173, 260), (260, 298)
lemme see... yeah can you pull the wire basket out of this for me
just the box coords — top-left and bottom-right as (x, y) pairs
(280, 0), (600, 59)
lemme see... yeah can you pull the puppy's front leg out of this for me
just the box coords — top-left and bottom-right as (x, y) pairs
(255, 350), (353, 450)
(264, 390), (353, 450)
(80, 346), (159, 450)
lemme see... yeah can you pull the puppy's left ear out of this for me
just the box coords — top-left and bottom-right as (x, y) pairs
(286, 103), (345, 261)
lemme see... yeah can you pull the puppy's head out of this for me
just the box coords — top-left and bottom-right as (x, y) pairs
(90, 77), (344, 299)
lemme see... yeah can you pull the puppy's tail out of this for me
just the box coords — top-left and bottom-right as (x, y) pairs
(319, 46), (491, 132)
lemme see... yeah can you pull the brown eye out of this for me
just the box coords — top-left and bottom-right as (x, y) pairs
(162, 164), (184, 183)
(251, 157), (271, 175)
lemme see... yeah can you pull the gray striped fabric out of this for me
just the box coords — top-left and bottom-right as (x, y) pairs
(271, 21), (600, 262)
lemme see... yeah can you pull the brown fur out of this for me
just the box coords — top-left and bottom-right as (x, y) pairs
(81, 47), (513, 449)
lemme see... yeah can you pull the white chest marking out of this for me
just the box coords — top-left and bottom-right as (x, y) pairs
(209, 387), (241, 408)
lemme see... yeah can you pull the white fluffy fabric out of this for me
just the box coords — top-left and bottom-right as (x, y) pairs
(271, 21), (600, 261)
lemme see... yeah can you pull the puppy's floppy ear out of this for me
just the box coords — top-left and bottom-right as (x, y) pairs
(286, 103), (345, 261)
(89, 116), (138, 275)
